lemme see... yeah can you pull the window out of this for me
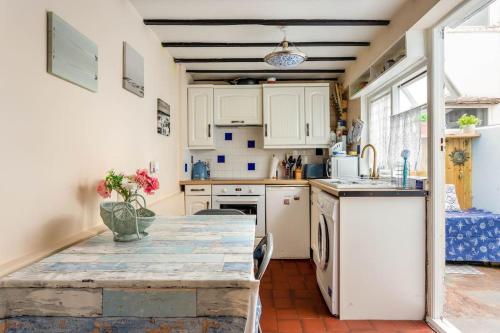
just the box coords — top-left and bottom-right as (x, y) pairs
(368, 93), (391, 170)
(368, 71), (428, 176)
(445, 107), (489, 128)
(398, 73), (427, 114)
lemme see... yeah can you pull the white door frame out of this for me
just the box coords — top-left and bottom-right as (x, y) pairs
(426, 1), (495, 332)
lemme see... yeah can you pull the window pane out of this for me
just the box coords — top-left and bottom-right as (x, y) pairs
(445, 108), (488, 129)
(398, 75), (427, 114)
(369, 93), (391, 170)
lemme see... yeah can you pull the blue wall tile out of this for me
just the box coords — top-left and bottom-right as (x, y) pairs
(247, 140), (255, 148)
(224, 132), (233, 141)
(247, 163), (256, 171)
(217, 155), (225, 163)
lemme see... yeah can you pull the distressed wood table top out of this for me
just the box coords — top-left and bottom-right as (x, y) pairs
(0, 215), (258, 289)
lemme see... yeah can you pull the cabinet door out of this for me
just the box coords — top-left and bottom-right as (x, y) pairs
(305, 86), (330, 145)
(188, 87), (214, 148)
(263, 87), (305, 146)
(185, 195), (211, 215)
(214, 87), (262, 125)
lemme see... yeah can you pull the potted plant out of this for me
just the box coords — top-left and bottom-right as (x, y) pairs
(97, 169), (159, 241)
(457, 114), (480, 134)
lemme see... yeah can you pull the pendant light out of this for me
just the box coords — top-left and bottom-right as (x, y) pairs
(264, 27), (307, 68)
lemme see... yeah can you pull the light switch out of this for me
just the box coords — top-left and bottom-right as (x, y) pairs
(149, 161), (160, 174)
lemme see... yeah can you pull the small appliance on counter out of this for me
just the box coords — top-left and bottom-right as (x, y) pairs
(191, 160), (209, 180)
(303, 163), (326, 179)
(326, 156), (359, 179)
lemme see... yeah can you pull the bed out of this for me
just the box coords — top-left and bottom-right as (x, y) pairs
(446, 208), (500, 262)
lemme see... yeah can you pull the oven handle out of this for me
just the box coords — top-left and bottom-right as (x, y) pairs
(213, 199), (261, 204)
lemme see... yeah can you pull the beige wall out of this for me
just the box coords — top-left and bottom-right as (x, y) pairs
(0, 0), (186, 274)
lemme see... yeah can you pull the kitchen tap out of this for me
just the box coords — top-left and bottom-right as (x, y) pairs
(361, 144), (378, 179)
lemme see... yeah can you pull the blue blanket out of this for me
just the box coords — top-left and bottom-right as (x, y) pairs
(446, 208), (500, 263)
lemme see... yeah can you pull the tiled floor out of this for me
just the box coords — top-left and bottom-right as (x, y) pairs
(445, 264), (500, 333)
(259, 259), (434, 333)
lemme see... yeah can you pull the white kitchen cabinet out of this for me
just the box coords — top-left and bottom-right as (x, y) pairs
(188, 86), (214, 149)
(266, 186), (310, 259)
(214, 87), (262, 125)
(263, 84), (330, 148)
(185, 195), (211, 215)
(305, 86), (330, 145)
(338, 196), (426, 320)
(263, 86), (305, 147)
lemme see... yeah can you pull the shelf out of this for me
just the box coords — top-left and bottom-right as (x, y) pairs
(445, 132), (481, 139)
(349, 31), (425, 99)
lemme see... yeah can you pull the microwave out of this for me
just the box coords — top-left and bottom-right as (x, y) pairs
(326, 156), (359, 179)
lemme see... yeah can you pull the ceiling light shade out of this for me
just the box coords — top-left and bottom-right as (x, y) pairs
(264, 41), (307, 68)
(264, 28), (307, 68)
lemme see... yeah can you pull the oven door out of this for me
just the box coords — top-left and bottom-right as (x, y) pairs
(212, 195), (265, 237)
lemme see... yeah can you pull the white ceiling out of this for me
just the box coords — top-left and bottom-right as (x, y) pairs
(130, 0), (409, 81)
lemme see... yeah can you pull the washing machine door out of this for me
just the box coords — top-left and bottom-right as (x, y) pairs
(317, 214), (330, 271)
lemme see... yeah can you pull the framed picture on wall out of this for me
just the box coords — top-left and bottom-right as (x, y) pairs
(157, 98), (170, 136)
(122, 42), (144, 97)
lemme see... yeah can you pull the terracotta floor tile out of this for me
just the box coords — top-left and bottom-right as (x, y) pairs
(323, 317), (349, 332)
(277, 319), (303, 333)
(301, 318), (327, 333)
(276, 308), (299, 319)
(274, 297), (294, 309)
(261, 260), (431, 333)
(345, 320), (374, 330)
(261, 316), (278, 331)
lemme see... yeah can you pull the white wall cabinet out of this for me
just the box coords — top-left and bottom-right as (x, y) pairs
(263, 86), (305, 146)
(214, 87), (262, 125)
(305, 86), (330, 145)
(185, 195), (211, 215)
(188, 86), (214, 149)
(263, 84), (330, 148)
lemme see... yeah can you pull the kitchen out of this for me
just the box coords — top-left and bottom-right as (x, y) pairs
(1, 0), (479, 333)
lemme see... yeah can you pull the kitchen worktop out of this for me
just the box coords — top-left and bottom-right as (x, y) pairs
(309, 179), (428, 197)
(0, 215), (258, 332)
(180, 178), (310, 186)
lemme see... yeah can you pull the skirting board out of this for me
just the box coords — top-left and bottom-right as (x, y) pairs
(0, 225), (106, 278)
(426, 317), (462, 333)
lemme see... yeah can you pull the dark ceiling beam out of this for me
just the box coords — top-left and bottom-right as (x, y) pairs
(194, 78), (338, 82)
(144, 19), (390, 26)
(163, 41), (370, 47)
(175, 57), (355, 63)
(187, 69), (345, 74)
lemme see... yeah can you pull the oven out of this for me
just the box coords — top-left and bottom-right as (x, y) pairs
(212, 185), (266, 237)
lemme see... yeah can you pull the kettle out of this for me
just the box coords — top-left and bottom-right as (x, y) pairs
(192, 160), (209, 180)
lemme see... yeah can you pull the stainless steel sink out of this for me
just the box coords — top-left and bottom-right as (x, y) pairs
(318, 178), (397, 189)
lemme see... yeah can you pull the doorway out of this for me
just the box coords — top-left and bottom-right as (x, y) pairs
(427, 1), (500, 332)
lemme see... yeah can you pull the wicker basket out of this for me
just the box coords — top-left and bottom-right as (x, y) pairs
(99, 194), (155, 242)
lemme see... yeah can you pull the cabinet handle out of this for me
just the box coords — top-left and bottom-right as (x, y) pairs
(190, 188), (205, 192)
(306, 123), (310, 136)
(264, 124), (268, 137)
(208, 124), (211, 138)
(231, 120), (245, 124)
(206, 201), (210, 209)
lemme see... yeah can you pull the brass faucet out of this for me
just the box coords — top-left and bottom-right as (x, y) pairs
(361, 144), (378, 179)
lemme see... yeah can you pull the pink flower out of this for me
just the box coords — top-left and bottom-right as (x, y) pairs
(133, 169), (159, 195)
(96, 179), (111, 198)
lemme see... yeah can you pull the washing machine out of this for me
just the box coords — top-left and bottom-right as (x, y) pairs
(315, 191), (339, 315)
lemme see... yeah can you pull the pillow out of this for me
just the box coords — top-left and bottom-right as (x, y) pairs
(445, 184), (462, 212)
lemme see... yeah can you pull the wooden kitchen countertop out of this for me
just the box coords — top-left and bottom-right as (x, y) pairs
(180, 178), (310, 186)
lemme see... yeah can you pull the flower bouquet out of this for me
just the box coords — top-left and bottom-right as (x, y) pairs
(97, 169), (159, 242)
